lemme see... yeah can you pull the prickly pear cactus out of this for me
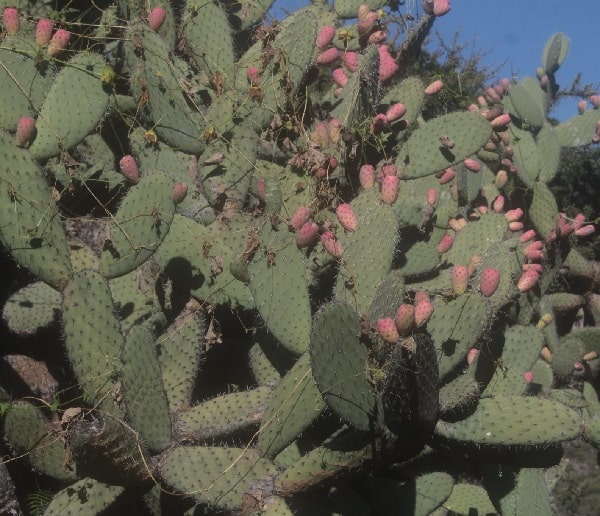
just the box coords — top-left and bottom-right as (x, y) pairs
(0, 2), (599, 514)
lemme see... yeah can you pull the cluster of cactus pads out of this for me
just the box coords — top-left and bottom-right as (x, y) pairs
(1, 0), (600, 513)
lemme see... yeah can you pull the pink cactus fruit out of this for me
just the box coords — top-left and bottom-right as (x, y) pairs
(508, 221), (524, 232)
(491, 113), (511, 129)
(321, 231), (343, 259)
(316, 25), (335, 49)
(171, 182), (188, 205)
(485, 87), (501, 103)
(479, 268), (500, 297)
(310, 121), (330, 147)
(426, 188), (438, 207)
(557, 213), (574, 237)
(148, 6), (167, 31)
(119, 155), (140, 184)
(3, 7), (19, 35)
(414, 290), (430, 306)
(359, 164), (376, 189)
(289, 206), (312, 231)
(368, 30), (387, 44)
(36, 19), (53, 45)
(451, 265), (469, 296)
(380, 163), (397, 177)
(246, 67), (261, 86)
(15, 116), (36, 148)
(386, 103), (406, 122)
(504, 208), (523, 223)
(395, 304), (415, 336)
(422, 0), (451, 16)
(467, 348), (479, 365)
(414, 300), (434, 328)
(342, 51), (358, 72)
(47, 29), (71, 57)
(378, 45), (398, 82)
(463, 158), (481, 173)
(437, 232), (454, 253)
(332, 68), (348, 88)
(317, 47), (340, 65)
(522, 263), (542, 274)
(328, 118), (343, 143)
(572, 213), (586, 230)
(256, 178), (266, 202)
(492, 195), (505, 213)
(523, 240), (544, 261)
(296, 222), (319, 248)
(577, 99), (587, 114)
(517, 269), (540, 293)
(424, 79), (444, 95)
(575, 224), (595, 237)
(523, 371), (534, 384)
(438, 167), (455, 184)
(448, 218), (466, 232)
(357, 11), (378, 35)
(378, 317), (400, 344)
(336, 203), (358, 231)
(520, 229), (537, 243)
(590, 94), (600, 109)
(381, 175), (400, 205)
(370, 113), (388, 134)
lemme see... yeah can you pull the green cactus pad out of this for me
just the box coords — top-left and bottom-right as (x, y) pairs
(536, 122), (561, 182)
(529, 182), (558, 239)
(2, 281), (61, 335)
(435, 395), (582, 446)
(530, 359), (553, 391)
(176, 386), (272, 441)
(510, 127), (539, 186)
(334, 0), (387, 18)
(395, 112), (492, 179)
(428, 293), (491, 380)
(158, 300), (206, 412)
(182, 0), (235, 86)
(121, 323), (172, 452)
(400, 241), (441, 279)
(508, 79), (545, 129)
(61, 270), (124, 408)
(125, 25), (206, 154)
(249, 222), (311, 355)
(368, 270), (405, 323)
(443, 483), (497, 515)
(99, 172), (175, 278)
(498, 325), (544, 373)
(0, 134), (72, 288)
(439, 373), (480, 421)
(334, 189), (398, 315)
(258, 352), (325, 458)
(160, 446), (279, 511)
(28, 53), (109, 161)
(3, 401), (76, 482)
(44, 478), (124, 515)
(380, 76), (425, 127)
(512, 468), (553, 515)
(0, 35), (56, 131)
(542, 33), (570, 74)
(227, 0), (276, 31)
(310, 301), (380, 432)
(554, 108), (600, 147)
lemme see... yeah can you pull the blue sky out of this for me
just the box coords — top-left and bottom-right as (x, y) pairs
(269, 1), (599, 121)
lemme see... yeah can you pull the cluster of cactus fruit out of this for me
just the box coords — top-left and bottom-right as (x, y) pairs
(1, 0), (600, 513)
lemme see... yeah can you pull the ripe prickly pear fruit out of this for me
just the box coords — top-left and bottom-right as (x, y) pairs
(492, 195), (505, 213)
(575, 224), (595, 237)
(316, 25), (335, 49)
(47, 29), (70, 57)
(491, 113), (511, 128)
(171, 182), (188, 205)
(3, 7), (19, 35)
(256, 178), (266, 202)
(522, 263), (542, 274)
(479, 268), (500, 297)
(289, 206), (312, 231)
(377, 318), (400, 343)
(357, 11), (378, 34)
(359, 165), (375, 189)
(378, 45), (398, 82)
(336, 203), (357, 231)
(381, 175), (400, 205)
(577, 99), (587, 114)
(424, 79), (444, 95)
(508, 221), (524, 232)
(370, 113), (388, 135)
(15, 116), (36, 148)
(523, 240), (544, 261)
(517, 269), (540, 293)
(422, 0), (451, 16)
(36, 19), (53, 45)
(246, 67), (261, 86)
(438, 168), (455, 184)
(148, 6), (167, 31)
(523, 371), (533, 384)
(426, 188), (437, 206)
(296, 222), (319, 249)
(332, 68), (348, 88)
(368, 30), (387, 44)
(394, 304), (415, 336)
(321, 231), (343, 259)
(504, 208), (523, 222)
(119, 155), (140, 184)
(380, 164), (397, 177)
(342, 52), (358, 72)
(437, 232), (454, 253)
(414, 300), (434, 328)
(317, 47), (339, 65)
(520, 229), (537, 243)
(386, 103), (406, 122)
(451, 265), (469, 296)
(463, 158), (481, 173)
(467, 348), (479, 365)
(414, 291), (430, 305)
